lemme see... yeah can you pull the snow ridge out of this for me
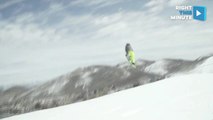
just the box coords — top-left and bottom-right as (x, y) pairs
(4, 73), (213, 120)
(0, 55), (212, 119)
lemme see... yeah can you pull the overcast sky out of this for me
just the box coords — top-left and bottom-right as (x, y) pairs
(0, 0), (213, 88)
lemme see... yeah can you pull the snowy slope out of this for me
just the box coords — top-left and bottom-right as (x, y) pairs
(192, 56), (213, 73)
(3, 73), (213, 120)
(0, 56), (212, 119)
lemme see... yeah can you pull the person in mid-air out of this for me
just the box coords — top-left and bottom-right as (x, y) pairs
(125, 43), (136, 65)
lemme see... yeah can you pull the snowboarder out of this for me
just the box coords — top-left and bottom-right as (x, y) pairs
(125, 43), (136, 66)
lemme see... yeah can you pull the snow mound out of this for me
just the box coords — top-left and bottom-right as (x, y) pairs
(192, 56), (213, 73)
(145, 60), (169, 75)
(4, 73), (213, 120)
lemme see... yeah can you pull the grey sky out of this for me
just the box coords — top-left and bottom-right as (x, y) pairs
(0, 0), (212, 88)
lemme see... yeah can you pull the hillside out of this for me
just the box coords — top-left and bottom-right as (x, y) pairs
(0, 55), (212, 119)
(3, 73), (213, 120)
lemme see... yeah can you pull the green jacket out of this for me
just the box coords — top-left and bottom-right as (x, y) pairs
(127, 50), (136, 64)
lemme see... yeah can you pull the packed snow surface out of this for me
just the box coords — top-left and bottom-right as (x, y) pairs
(193, 56), (213, 73)
(4, 73), (213, 120)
